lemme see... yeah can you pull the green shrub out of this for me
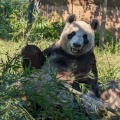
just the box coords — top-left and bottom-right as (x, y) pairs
(0, 0), (28, 40)
(95, 29), (120, 48)
(0, 0), (64, 42)
(28, 16), (64, 42)
(95, 30), (100, 46)
(0, 49), (87, 120)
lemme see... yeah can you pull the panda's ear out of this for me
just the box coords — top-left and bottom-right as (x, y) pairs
(65, 14), (76, 23)
(90, 19), (99, 30)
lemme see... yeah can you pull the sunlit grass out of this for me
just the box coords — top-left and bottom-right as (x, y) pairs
(1, 39), (120, 83)
(0, 39), (120, 119)
(95, 47), (120, 83)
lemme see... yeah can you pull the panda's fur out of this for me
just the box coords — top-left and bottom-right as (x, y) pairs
(42, 14), (99, 92)
(21, 14), (99, 106)
(21, 14), (120, 114)
(22, 14), (99, 92)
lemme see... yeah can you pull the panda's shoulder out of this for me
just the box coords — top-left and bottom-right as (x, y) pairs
(43, 43), (65, 57)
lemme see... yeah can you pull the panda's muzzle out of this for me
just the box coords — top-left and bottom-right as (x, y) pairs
(73, 43), (81, 47)
(71, 47), (80, 53)
(71, 43), (81, 53)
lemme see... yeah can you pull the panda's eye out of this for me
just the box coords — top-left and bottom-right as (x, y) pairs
(71, 31), (76, 36)
(68, 31), (76, 39)
(83, 34), (87, 39)
(83, 34), (89, 44)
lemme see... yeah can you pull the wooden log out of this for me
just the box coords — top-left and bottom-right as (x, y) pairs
(60, 82), (120, 116)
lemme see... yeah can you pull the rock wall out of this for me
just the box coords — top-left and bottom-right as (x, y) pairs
(39, 0), (120, 37)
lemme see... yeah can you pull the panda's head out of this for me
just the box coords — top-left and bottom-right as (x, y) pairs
(60, 14), (99, 56)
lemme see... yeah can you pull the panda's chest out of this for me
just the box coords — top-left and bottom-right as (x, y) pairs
(50, 54), (92, 84)
(52, 53), (92, 73)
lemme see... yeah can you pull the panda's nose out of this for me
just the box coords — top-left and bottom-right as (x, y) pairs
(73, 43), (81, 47)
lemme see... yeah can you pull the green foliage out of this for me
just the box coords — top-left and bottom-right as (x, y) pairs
(0, 39), (120, 119)
(95, 29), (120, 47)
(0, 51), (34, 119)
(0, 0), (120, 119)
(0, 49), (86, 120)
(0, 0), (28, 40)
(95, 30), (100, 46)
(0, 0), (64, 42)
(28, 16), (64, 42)
(95, 44), (120, 84)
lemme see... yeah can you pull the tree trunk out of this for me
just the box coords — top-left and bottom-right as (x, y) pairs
(99, 0), (107, 47)
(28, 0), (35, 24)
(71, 0), (73, 13)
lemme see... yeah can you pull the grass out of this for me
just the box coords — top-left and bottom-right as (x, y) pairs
(95, 47), (120, 83)
(1, 0), (119, 119)
(0, 39), (120, 82)
(0, 38), (120, 119)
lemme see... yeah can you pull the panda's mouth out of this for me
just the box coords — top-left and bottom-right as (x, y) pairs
(71, 47), (80, 53)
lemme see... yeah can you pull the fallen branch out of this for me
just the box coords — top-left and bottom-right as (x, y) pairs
(61, 82), (120, 116)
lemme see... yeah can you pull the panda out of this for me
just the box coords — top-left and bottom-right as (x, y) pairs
(21, 14), (99, 106)
(21, 14), (120, 116)
(42, 14), (99, 93)
(22, 14), (120, 116)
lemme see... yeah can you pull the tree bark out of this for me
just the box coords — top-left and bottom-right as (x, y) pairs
(28, 0), (35, 24)
(71, 0), (73, 13)
(99, 0), (107, 47)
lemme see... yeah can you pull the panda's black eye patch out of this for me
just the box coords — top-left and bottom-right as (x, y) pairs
(83, 34), (87, 39)
(68, 31), (76, 39)
(83, 34), (89, 44)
